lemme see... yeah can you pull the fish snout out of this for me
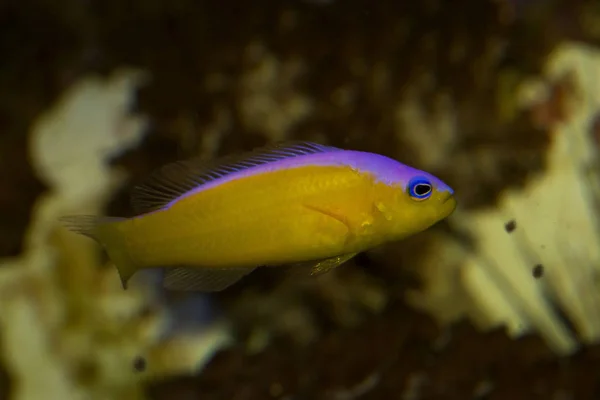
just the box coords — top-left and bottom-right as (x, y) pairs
(439, 190), (454, 203)
(437, 189), (457, 216)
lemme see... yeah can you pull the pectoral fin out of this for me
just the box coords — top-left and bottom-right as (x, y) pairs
(287, 253), (358, 277)
(163, 266), (256, 291)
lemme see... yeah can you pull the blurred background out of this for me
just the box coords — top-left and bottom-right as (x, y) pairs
(2, 0), (600, 399)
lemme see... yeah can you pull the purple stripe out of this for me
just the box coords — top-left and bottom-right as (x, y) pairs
(162, 150), (452, 210)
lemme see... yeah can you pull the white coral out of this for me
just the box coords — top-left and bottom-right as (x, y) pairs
(0, 69), (230, 400)
(409, 42), (600, 355)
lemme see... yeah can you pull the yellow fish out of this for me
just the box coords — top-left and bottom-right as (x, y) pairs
(60, 141), (456, 291)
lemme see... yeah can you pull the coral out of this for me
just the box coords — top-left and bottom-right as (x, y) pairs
(410, 42), (600, 356)
(0, 70), (229, 400)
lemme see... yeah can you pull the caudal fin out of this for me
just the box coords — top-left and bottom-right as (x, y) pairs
(59, 215), (139, 289)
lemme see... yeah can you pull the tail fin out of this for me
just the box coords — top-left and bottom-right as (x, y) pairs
(59, 215), (139, 289)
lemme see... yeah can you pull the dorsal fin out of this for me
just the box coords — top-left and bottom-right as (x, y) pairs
(130, 141), (341, 215)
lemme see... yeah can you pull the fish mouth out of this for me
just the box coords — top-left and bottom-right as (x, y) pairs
(440, 191), (454, 203)
(440, 192), (457, 215)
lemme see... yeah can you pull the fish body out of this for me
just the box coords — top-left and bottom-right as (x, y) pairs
(61, 142), (456, 291)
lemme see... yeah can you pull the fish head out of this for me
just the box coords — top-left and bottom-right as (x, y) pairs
(380, 168), (457, 237)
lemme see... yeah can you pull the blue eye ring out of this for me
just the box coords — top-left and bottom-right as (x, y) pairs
(407, 177), (433, 201)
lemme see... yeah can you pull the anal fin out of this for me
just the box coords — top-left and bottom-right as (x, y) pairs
(163, 266), (256, 292)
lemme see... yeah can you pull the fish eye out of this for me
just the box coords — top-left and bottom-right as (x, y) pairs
(407, 177), (432, 201)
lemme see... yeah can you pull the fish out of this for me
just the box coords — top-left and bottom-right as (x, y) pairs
(60, 141), (457, 292)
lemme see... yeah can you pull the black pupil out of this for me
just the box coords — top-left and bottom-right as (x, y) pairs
(414, 184), (431, 196)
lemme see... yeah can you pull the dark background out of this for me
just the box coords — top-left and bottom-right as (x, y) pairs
(1, 0), (600, 398)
